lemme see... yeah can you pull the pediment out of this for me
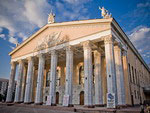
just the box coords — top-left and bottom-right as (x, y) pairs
(10, 19), (112, 59)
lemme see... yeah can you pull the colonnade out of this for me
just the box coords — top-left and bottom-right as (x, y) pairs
(6, 35), (127, 108)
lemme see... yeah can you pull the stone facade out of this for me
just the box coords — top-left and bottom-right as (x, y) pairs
(6, 18), (150, 108)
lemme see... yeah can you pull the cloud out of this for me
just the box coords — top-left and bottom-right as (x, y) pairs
(0, 0), (51, 43)
(0, 34), (6, 40)
(129, 26), (150, 58)
(0, 28), (3, 33)
(120, 1), (150, 30)
(23, 0), (51, 27)
(9, 46), (15, 50)
(55, 0), (91, 22)
(63, 0), (91, 5)
(18, 32), (28, 41)
(0, 0), (92, 46)
(8, 37), (18, 45)
(137, 2), (150, 8)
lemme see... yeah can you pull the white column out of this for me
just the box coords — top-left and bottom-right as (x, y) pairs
(49, 50), (58, 105)
(63, 46), (73, 106)
(6, 62), (16, 103)
(94, 50), (103, 106)
(114, 44), (126, 105)
(35, 54), (45, 104)
(104, 35), (117, 108)
(24, 57), (34, 104)
(83, 41), (93, 107)
(20, 66), (27, 102)
(14, 60), (24, 103)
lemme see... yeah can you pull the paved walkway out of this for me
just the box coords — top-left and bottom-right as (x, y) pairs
(0, 103), (142, 113)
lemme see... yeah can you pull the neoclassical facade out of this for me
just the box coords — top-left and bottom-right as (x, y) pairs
(6, 17), (150, 108)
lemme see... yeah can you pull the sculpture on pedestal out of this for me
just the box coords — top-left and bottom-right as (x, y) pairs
(48, 10), (55, 24)
(99, 6), (112, 19)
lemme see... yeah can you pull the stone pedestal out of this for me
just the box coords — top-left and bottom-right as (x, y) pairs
(63, 46), (73, 106)
(35, 54), (45, 104)
(83, 41), (93, 107)
(104, 36), (117, 108)
(49, 50), (58, 105)
(14, 60), (24, 103)
(24, 57), (34, 104)
(114, 44), (126, 106)
(94, 50), (103, 106)
(6, 62), (16, 103)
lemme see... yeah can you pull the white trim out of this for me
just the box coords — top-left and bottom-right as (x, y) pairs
(11, 30), (111, 62)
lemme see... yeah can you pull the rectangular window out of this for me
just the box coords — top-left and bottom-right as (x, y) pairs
(132, 66), (135, 84)
(128, 63), (132, 83)
(135, 69), (137, 84)
(134, 90), (136, 99)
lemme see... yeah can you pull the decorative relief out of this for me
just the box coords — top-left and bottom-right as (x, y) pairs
(34, 32), (70, 51)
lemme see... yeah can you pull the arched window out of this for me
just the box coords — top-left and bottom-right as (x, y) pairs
(79, 66), (84, 85)
(46, 71), (50, 87)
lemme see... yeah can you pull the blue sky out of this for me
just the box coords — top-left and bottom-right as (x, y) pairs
(0, 0), (150, 79)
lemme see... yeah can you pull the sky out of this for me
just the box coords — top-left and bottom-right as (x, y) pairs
(0, 0), (150, 79)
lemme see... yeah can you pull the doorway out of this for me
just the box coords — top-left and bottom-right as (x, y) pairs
(80, 91), (84, 105)
(56, 92), (59, 104)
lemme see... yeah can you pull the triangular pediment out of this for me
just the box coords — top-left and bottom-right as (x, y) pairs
(10, 19), (112, 59)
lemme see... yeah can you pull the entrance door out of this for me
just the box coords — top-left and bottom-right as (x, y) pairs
(56, 92), (59, 104)
(131, 95), (134, 106)
(80, 91), (84, 105)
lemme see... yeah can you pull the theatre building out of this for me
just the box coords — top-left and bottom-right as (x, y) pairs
(6, 11), (150, 108)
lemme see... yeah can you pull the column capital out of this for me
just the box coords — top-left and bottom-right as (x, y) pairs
(82, 41), (92, 50)
(10, 61), (17, 65)
(93, 50), (101, 57)
(49, 50), (57, 55)
(66, 46), (74, 51)
(114, 42), (122, 50)
(122, 50), (127, 56)
(104, 35), (115, 44)
(27, 56), (34, 61)
(37, 53), (45, 59)
(17, 59), (25, 64)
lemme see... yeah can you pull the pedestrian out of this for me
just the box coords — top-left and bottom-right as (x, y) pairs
(140, 103), (144, 113)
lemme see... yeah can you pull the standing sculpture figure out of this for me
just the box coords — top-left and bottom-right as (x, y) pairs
(48, 10), (55, 24)
(99, 6), (112, 18)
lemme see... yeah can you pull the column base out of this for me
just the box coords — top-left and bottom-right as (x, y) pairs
(24, 102), (32, 104)
(14, 102), (21, 104)
(35, 102), (43, 105)
(95, 104), (105, 107)
(6, 101), (13, 103)
(84, 105), (95, 108)
(116, 105), (127, 109)
(68, 104), (74, 107)
(51, 103), (56, 106)
(6, 102), (14, 106)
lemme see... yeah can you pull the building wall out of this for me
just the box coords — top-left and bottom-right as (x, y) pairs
(127, 47), (150, 105)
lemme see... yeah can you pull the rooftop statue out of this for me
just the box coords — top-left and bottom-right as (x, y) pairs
(48, 10), (55, 24)
(99, 6), (112, 19)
